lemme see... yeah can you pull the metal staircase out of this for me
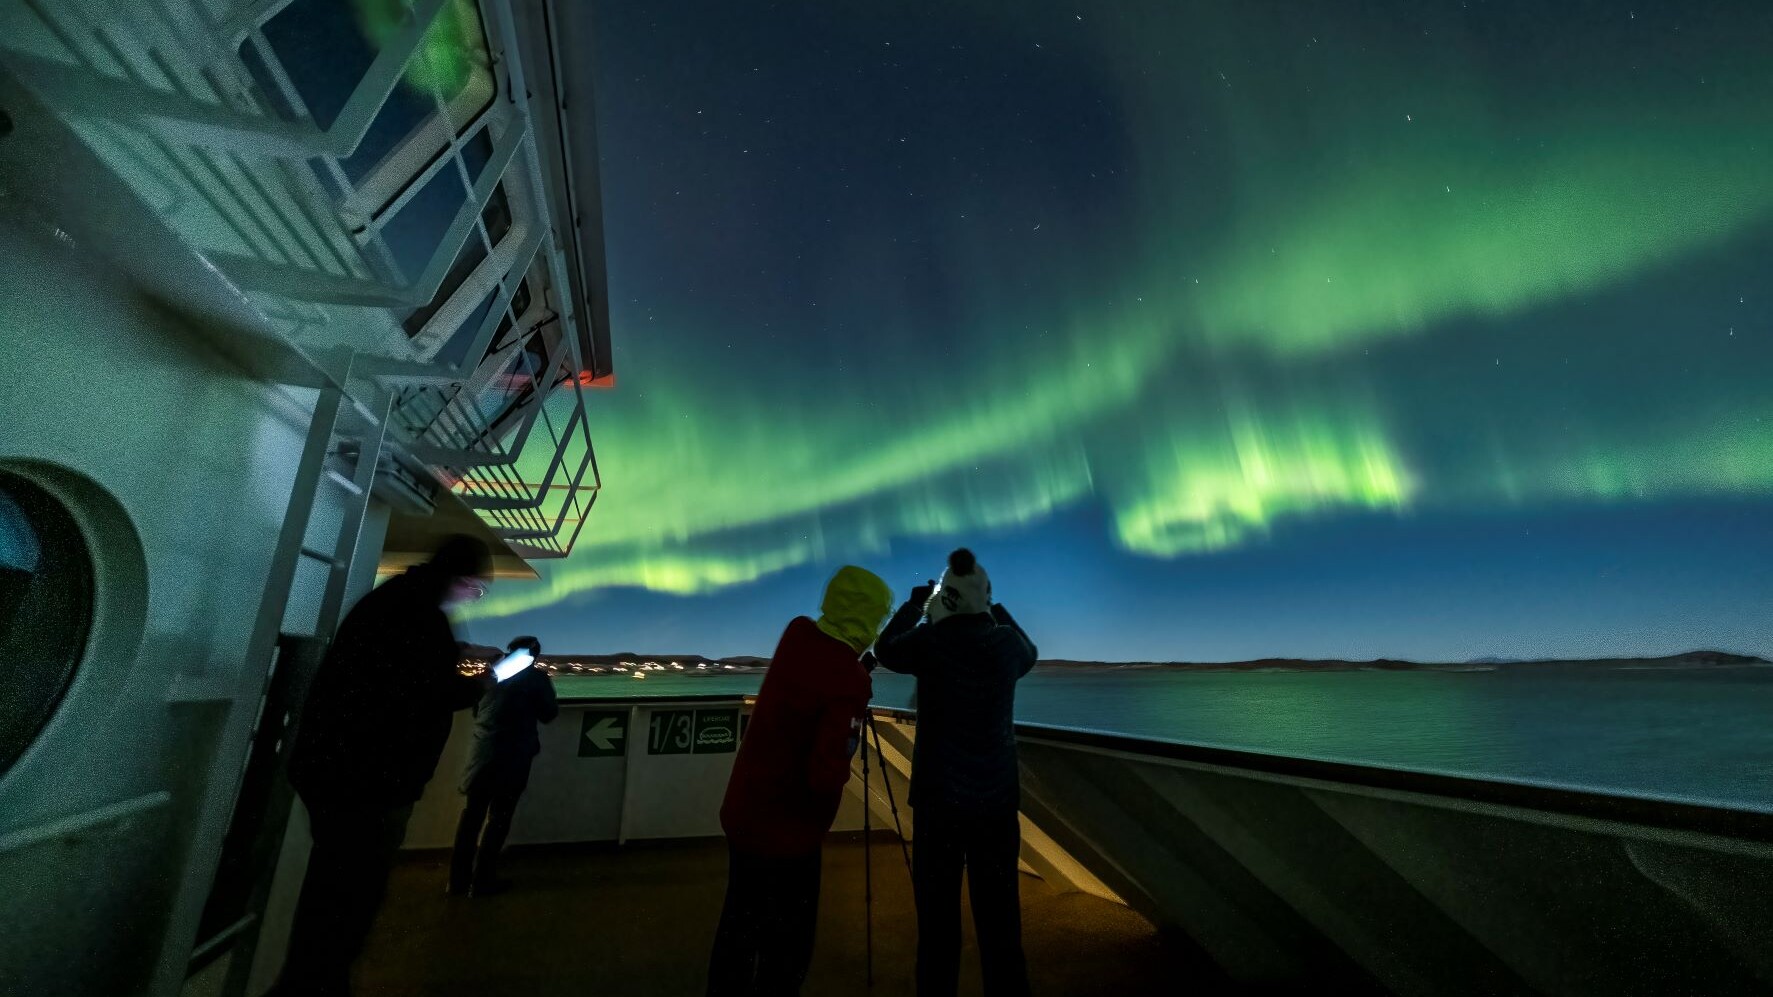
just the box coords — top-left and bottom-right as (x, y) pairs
(0, 0), (608, 559)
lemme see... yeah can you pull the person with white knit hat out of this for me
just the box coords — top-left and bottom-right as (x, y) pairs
(875, 548), (1036, 997)
(923, 549), (992, 623)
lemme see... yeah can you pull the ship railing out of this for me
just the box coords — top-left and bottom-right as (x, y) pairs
(953, 709), (1773, 994)
(399, 688), (1773, 993)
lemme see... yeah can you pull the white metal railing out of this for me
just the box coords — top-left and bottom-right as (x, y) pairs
(0, 0), (601, 557)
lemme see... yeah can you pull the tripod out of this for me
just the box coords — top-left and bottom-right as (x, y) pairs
(860, 712), (913, 987)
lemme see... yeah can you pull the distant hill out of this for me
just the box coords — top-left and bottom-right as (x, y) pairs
(461, 643), (1766, 673)
(1037, 650), (1769, 672)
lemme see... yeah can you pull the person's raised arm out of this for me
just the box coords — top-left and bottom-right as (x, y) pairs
(991, 603), (1038, 677)
(446, 668), (491, 710)
(873, 580), (937, 676)
(412, 625), (488, 712)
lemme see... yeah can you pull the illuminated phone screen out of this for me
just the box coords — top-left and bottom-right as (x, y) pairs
(492, 650), (534, 682)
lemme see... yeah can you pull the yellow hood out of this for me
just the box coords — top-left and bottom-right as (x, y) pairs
(814, 565), (894, 653)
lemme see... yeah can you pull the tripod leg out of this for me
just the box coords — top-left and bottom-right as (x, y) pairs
(862, 730), (873, 987)
(869, 716), (914, 876)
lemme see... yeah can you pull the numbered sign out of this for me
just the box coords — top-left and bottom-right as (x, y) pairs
(693, 709), (739, 754)
(648, 710), (694, 755)
(577, 710), (627, 758)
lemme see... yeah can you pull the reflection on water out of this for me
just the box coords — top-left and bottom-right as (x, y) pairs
(553, 666), (1773, 812)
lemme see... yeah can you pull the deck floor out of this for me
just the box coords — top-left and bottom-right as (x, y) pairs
(356, 834), (1201, 996)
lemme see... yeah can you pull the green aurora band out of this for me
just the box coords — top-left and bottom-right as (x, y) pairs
(466, 4), (1773, 621)
(355, 0), (491, 102)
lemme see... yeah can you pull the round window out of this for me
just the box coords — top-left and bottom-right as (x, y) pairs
(0, 471), (95, 776)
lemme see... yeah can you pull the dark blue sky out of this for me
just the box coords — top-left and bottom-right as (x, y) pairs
(465, 0), (1773, 661)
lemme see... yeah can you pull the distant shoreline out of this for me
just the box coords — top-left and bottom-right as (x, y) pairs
(1031, 652), (1770, 673)
(1035, 649), (1765, 670)
(461, 645), (1768, 676)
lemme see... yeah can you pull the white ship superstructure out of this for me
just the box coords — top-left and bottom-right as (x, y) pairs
(0, 2), (608, 992)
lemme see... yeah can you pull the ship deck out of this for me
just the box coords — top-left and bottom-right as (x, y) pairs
(357, 833), (1213, 996)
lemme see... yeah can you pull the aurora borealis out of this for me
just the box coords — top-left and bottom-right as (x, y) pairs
(462, 0), (1773, 661)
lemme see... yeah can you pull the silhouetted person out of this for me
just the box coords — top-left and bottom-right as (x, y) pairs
(277, 535), (494, 997)
(449, 634), (558, 896)
(707, 565), (895, 997)
(875, 548), (1036, 997)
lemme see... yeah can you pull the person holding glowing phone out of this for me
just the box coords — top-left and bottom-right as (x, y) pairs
(449, 635), (558, 896)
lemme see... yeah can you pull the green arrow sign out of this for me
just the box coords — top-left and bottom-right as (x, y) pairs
(578, 710), (627, 758)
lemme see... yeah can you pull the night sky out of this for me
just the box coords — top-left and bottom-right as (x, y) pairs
(463, 0), (1773, 662)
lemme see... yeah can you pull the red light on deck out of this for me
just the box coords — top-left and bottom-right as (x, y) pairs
(576, 371), (617, 388)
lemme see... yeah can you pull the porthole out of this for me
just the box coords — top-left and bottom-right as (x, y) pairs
(0, 470), (95, 776)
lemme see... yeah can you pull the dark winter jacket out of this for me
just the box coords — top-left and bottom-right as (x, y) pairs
(720, 616), (873, 856)
(874, 602), (1036, 813)
(289, 566), (485, 806)
(460, 665), (559, 793)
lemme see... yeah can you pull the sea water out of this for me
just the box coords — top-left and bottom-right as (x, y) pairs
(551, 666), (1773, 812)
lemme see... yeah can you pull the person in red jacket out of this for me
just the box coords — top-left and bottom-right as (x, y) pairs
(706, 565), (894, 996)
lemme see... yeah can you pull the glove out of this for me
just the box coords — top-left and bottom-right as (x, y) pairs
(907, 579), (936, 610)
